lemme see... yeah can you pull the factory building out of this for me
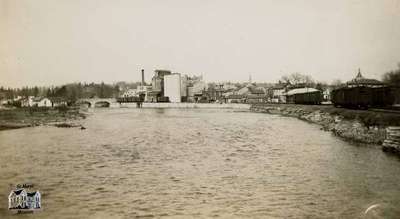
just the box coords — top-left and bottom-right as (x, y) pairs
(164, 73), (182, 103)
(152, 70), (171, 96)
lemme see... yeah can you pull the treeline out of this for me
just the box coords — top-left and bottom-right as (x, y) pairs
(279, 64), (400, 90)
(0, 82), (136, 101)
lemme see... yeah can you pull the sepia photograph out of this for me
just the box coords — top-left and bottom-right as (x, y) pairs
(1, 0), (400, 218)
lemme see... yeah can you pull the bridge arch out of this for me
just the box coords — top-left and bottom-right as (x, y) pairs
(77, 100), (92, 108)
(94, 101), (110, 108)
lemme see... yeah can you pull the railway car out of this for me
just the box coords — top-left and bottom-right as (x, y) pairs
(371, 86), (395, 107)
(292, 91), (322, 104)
(331, 86), (394, 109)
(286, 88), (323, 105)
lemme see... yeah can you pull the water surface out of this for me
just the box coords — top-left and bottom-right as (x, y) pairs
(1, 108), (400, 218)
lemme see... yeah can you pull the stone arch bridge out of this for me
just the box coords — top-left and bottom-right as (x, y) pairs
(77, 98), (118, 108)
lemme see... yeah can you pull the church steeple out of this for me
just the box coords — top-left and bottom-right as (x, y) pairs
(356, 68), (363, 79)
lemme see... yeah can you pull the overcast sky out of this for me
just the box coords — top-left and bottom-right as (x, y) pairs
(1, 0), (400, 87)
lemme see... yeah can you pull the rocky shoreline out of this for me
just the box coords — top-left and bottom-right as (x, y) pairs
(250, 104), (400, 148)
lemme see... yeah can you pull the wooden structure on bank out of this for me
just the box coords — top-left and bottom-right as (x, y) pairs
(382, 126), (400, 153)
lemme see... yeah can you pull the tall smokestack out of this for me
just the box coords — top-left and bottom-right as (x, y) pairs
(141, 69), (145, 85)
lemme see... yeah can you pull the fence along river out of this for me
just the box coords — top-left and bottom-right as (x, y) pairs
(0, 108), (400, 218)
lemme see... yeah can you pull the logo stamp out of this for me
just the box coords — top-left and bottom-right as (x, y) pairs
(8, 184), (41, 213)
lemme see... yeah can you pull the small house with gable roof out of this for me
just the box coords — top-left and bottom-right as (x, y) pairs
(32, 97), (52, 107)
(8, 189), (27, 209)
(27, 191), (41, 209)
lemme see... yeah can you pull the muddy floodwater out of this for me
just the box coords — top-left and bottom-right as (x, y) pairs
(1, 108), (400, 218)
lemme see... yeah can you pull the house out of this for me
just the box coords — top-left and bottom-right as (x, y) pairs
(271, 83), (287, 103)
(21, 96), (35, 107)
(222, 83), (238, 91)
(237, 85), (251, 96)
(226, 94), (245, 103)
(9, 189), (41, 210)
(248, 86), (265, 96)
(8, 189), (27, 209)
(32, 97), (52, 107)
(204, 85), (224, 102)
(246, 94), (266, 103)
(222, 89), (236, 98)
(0, 99), (8, 106)
(49, 97), (68, 107)
(237, 84), (265, 97)
(27, 191), (41, 209)
(323, 88), (332, 102)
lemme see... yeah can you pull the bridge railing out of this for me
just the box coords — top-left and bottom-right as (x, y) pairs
(116, 97), (143, 103)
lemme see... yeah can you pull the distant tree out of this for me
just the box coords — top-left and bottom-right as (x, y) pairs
(20, 87), (30, 97)
(54, 85), (68, 97)
(113, 85), (120, 97)
(382, 63), (400, 86)
(0, 87), (5, 100)
(315, 82), (328, 91)
(46, 88), (54, 97)
(99, 82), (105, 98)
(281, 73), (314, 87)
(33, 86), (39, 96)
(331, 79), (343, 89)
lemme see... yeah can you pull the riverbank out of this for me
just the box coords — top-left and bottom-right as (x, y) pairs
(0, 107), (87, 131)
(251, 103), (400, 146)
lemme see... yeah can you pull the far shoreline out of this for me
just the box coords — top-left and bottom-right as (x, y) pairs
(118, 102), (251, 110)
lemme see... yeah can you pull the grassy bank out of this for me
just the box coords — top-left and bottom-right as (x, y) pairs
(0, 107), (87, 131)
(251, 103), (400, 145)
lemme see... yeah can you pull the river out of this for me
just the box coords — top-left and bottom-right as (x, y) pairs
(1, 108), (400, 218)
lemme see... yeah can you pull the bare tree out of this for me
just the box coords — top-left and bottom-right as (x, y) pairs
(331, 79), (343, 88)
(280, 73), (314, 86)
(382, 63), (400, 86)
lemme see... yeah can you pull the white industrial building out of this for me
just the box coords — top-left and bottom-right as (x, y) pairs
(164, 73), (182, 103)
(121, 89), (137, 98)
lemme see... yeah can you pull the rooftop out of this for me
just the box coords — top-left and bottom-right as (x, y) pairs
(272, 83), (287, 90)
(346, 69), (384, 86)
(247, 94), (265, 99)
(32, 97), (45, 102)
(12, 189), (25, 195)
(286, 87), (320, 95)
(227, 94), (244, 99)
(27, 191), (38, 197)
(249, 87), (265, 94)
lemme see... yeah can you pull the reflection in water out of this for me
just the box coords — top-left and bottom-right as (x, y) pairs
(0, 108), (400, 218)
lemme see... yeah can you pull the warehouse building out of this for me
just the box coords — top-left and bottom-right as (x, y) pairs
(164, 73), (182, 103)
